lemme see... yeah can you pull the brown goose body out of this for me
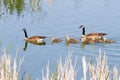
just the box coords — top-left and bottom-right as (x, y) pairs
(87, 32), (106, 36)
(51, 37), (62, 43)
(65, 35), (79, 44)
(25, 36), (46, 42)
(22, 28), (46, 43)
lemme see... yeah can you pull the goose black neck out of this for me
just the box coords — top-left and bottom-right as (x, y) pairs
(23, 29), (28, 38)
(82, 27), (85, 35)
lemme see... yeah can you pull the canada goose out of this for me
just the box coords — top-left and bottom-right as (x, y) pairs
(51, 36), (62, 43)
(79, 25), (107, 41)
(65, 35), (79, 44)
(22, 28), (46, 43)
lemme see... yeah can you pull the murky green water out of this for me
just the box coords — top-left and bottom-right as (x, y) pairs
(0, 0), (120, 79)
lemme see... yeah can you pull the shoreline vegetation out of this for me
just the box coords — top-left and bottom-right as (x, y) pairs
(0, 48), (24, 80)
(0, 49), (119, 80)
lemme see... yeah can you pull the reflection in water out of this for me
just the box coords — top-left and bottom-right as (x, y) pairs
(1, 0), (25, 16)
(0, 13), (4, 17)
(81, 40), (114, 50)
(23, 42), (28, 51)
(16, 0), (25, 15)
(0, 0), (52, 17)
(65, 42), (79, 47)
(81, 42), (94, 50)
(23, 41), (46, 51)
(30, 0), (53, 12)
(27, 40), (46, 45)
(65, 42), (71, 47)
(30, 0), (41, 12)
(47, 0), (53, 7)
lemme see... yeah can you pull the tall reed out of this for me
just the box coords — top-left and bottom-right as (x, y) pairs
(0, 48), (24, 80)
(42, 50), (120, 80)
(81, 50), (120, 80)
(42, 52), (77, 80)
(0, 48), (119, 80)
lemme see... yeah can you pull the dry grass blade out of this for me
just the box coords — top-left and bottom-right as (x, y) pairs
(42, 51), (77, 80)
(0, 48), (24, 80)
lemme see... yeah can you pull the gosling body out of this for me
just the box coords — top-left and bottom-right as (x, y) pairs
(65, 35), (79, 44)
(51, 36), (62, 43)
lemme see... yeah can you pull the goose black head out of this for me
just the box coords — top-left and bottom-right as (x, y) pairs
(79, 25), (85, 28)
(22, 28), (28, 38)
(22, 28), (26, 31)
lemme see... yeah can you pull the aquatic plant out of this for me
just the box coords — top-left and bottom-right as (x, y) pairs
(0, 48), (24, 80)
(42, 50), (120, 80)
(42, 52), (77, 80)
(82, 50), (120, 80)
(0, 48), (119, 80)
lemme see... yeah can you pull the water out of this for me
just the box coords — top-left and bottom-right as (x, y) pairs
(0, 0), (120, 79)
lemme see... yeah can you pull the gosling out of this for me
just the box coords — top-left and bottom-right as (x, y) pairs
(65, 35), (79, 44)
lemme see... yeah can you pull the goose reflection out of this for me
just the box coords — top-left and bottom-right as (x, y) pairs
(81, 42), (94, 50)
(81, 38), (115, 49)
(23, 42), (28, 51)
(23, 41), (46, 51)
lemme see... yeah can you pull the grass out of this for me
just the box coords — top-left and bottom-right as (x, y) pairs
(0, 48), (119, 80)
(42, 50), (120, 80)
(0, 48), (24, 80)
(42, 52), (77, 80)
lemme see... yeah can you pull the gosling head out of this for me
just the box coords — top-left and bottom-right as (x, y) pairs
(65, 35), (70, 42)
(51, 36), (55, 42)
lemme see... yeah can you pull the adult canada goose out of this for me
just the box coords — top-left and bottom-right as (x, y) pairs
(51, 36), (62, 43)
(65, 35), (79, 44)
(22, 28), (46, 43)
(79, 25), (107, 42)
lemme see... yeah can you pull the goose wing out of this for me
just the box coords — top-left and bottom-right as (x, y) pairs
(29, 36), (46, 39)
(87, 32), (107, 36)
